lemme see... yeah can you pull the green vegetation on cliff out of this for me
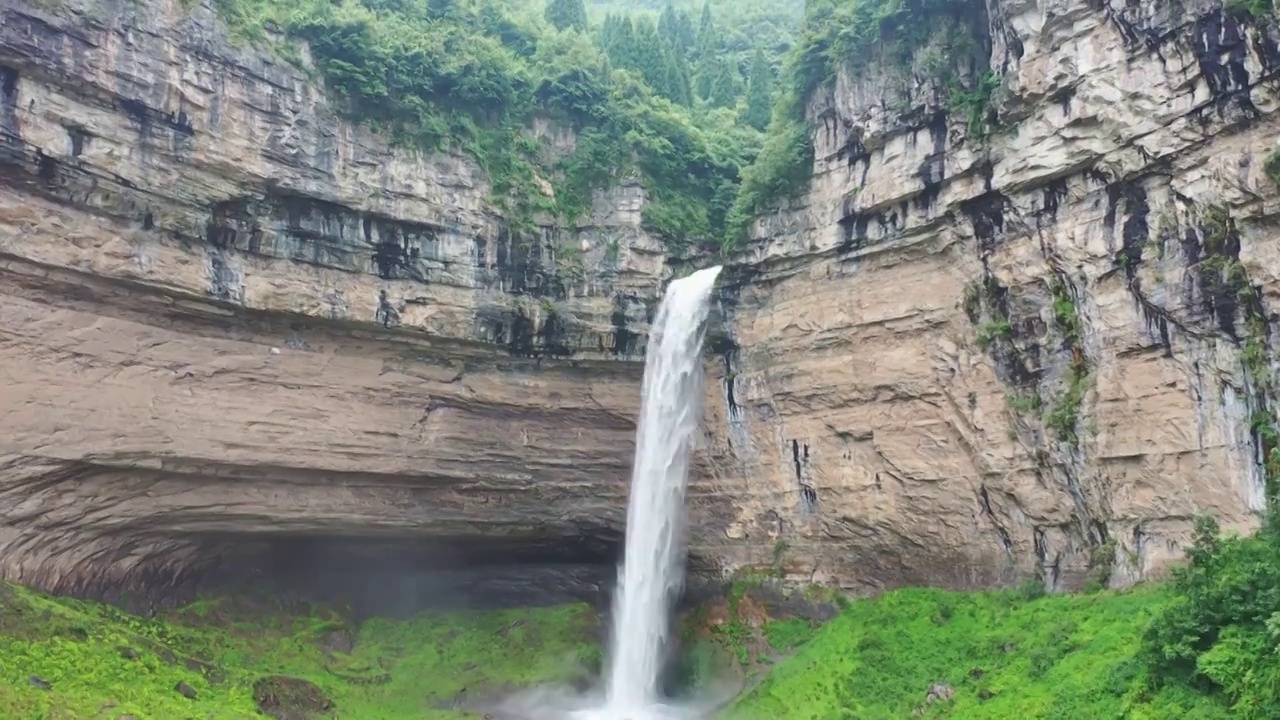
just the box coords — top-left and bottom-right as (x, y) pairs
(725, 0), (994, 246)
(0, 584), (597, 719)
(208, 0), (802, 252)
(207, 0), (1003, 253)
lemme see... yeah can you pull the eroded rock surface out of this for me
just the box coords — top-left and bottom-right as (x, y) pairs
(0, 0), (669, 605)
(4, 0), (1280, 604)
(700, 0), (1280, 593)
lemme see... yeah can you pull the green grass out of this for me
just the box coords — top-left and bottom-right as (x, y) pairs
(0, 583), (597, 719)
(728, 586), (1232, 720)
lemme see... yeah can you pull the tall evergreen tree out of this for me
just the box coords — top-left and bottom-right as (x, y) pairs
(544, 0), (587, 32)
(658, 3), (679, 44)
(706, 56), (739, 108)
(742, 47), (772, 130)
(673, 9), (696, 56)
(661, 44), (692, 106)
(696, 0), (714, 56)
(613, 16), (638, 69)
(633, 18), (668, 95)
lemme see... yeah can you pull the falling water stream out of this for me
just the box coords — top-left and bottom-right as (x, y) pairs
(602, 264), (723, 715)
(505, 265), (723, 720)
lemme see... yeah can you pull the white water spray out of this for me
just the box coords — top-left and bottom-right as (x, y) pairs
(502, 265), (724, 720)
(603, 265), (723, 714)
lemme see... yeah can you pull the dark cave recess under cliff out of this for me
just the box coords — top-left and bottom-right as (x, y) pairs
(98, 531), (626, 618)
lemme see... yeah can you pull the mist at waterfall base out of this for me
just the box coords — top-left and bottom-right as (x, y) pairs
(500, 266), (729, 720)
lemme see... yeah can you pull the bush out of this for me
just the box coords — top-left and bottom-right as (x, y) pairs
(1142, 513), (1280, 718)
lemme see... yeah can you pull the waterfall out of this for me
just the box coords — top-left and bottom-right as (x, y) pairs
(503, 265), (723, 720)
(603, 265), (723, 712)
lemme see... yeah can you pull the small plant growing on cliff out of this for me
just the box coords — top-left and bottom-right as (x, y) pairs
(1266, 145), (1280, 190)
(1227, 0), (1275, 20)
(976, 319), (1013, 349)
(950, 71), (1002, 139)
(1050, 281), (1081, 345)
(1044, 369), (1089, 444)
(1006, 392), (1042, 414)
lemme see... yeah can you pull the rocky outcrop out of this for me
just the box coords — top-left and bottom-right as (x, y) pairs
(702, 0), (1280, 592)
(0, 0), (669, 606)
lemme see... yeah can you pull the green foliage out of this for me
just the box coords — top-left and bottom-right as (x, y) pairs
(762, 618), (818, 652)
(0, 582), (597, 719)
(727, 585), (1233, 720)
(1006, 392), (1042, 414)
(741, 47), (773, 130)
(1044, 364), (1089, 444)
(545, 0), (587, 31)
(976, 318), (1013, 348)
(1227, 0), (1275, 19)
(1143, 514), (1280, 718)
(211, 0), (768, 251)
(1265, 146), (1280, 189)
(724, 0), (991, 249)
(1040, 279), (1091, 445)
(950, 70), (1001, 138)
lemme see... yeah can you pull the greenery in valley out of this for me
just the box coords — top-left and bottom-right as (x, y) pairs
(0, 582), (599, 719)
(8, 513), (1280, 717)
(725, 512), (1280, 720)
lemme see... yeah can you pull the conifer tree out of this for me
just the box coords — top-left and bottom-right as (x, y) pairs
(696, 0), (714, 57)
(661, 44), (693, 106)
(706, 56), (739, 108)
(658, 3), (678, 45)
(633, 18), (668, 95)
(742, 47), (772, 130)
(698, 0), (713, 41)
(544, 0), (587, 32)
(613, 16), (637, 69)
(673, 9), (696, 56)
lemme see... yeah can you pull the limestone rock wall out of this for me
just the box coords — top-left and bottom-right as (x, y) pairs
(0, 0), (668, 603)
(6, 0), (1280, 605)
(700, 0), (1280, 593)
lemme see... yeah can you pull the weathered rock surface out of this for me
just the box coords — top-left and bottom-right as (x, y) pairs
(702, 0), (1280, 592)
(4, 0), (1280, 605)
(0, 0), (672, 606)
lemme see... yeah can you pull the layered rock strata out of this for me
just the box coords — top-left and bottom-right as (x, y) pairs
(0, 0), (673, 606)
(5, 0), (1280, 604)
(700, 0), (1280, 593)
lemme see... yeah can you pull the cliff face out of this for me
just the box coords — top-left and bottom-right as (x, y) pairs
(703, 0), (1280, 592)
(5, 0), (1280, 606)
(0, 0), (672, 607)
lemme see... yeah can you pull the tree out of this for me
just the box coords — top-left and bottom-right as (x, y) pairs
(658, 3), (696, 57)
(633, 18), (668, 95)
(706, 56), (739, 108)
(698, 0), (713, 44)
(544, 0), (587, 32)
(742, 46), (772, 130)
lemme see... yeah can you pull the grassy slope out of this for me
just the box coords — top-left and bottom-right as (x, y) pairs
(0, 583), (598, 719)
(728, 586), (1231, 720)
(0, 579), (1252, 719)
